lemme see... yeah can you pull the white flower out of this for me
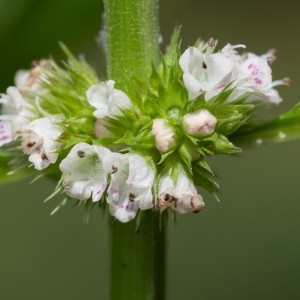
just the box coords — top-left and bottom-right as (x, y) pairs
(183, 109), (217, 137)
(19, 117), (64, 170)
(0, 87), (36, 146)
(0, 122), (13, 146)
(179, 38), (237, 101)
(158, 170), (204, 214)
(103, 153), (154, 223)
(14, 59), (52, 92)
(230, 51), (289, 104)
(86, 80), (132, 119)
(60, 143), (111, 202)
(152, 119), (177, 152)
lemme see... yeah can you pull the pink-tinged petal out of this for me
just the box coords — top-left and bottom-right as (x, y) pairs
(0, 121), (13, 146)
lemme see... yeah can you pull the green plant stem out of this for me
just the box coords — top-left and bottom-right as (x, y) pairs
(109, 211), (166, 300)
(103, 0), (159, 89)
(103, 0), (165, 299)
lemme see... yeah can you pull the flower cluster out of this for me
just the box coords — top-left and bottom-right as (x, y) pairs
(0, 35), (288, 223)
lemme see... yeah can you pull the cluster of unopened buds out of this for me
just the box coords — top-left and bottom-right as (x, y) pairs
(0, 35), (289, 223)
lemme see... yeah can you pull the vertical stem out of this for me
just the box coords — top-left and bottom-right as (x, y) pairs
(103, 0), (159, 88)
(109, 211), (166, 300)
(103, 1), (165, 299)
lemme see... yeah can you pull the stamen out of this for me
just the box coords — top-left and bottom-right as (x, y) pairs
(112, 165), (118, 174)
(77, 150), (85, 158)
(283, 77), (292, 86)
(129, 193), (136, 202)
(207, 37), (215, 47)
(26, 142), (36, 148)
(40, 150), (48, 160)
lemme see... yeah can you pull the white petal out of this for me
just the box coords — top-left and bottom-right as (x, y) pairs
(182, 72), (203, 100)
(265, 88), (282, 104)
(86, 82), (111, 118)
(127, 154), (155, 189)
(0, 121), (13, 146)
(14, 70), (30, 88)
(60, 143), (110, 202)
(179, 47), (204, 74)
(108, 88), (132, 116)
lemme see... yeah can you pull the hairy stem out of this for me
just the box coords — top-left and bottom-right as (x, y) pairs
(103, 0), (165, 299)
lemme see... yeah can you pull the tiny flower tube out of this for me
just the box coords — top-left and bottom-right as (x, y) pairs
(60, 142), (111, 202)
(103, 152), (155, 223)
(94, 118), (114, 138)
(158, 170), (204, 214)
(183, 109), (217, 137)
(152, 118), (178, 152)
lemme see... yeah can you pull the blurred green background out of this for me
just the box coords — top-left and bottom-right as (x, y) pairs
(1, 0), (300, 299)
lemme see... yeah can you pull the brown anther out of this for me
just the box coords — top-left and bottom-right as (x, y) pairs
(164, 193), (178, 208)
(112, 165), (118, 174)
(77, 150), (85, 158)
(283, 77), (292, 86)
(129, 193), (136, 202)
(164, 194), (171, 201)
(202, 62), (207, 69)
(192, 207), (202, 214)
(31, 60), (39, 67)
(26, 142), (36, 148)
(207, 37), (215, 47)
(40, 150), (48, 160)
(63, 181), (70, 189)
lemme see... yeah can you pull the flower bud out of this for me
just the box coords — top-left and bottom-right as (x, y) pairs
(183, 109), (217, 137)
(152, 119), (178, 152)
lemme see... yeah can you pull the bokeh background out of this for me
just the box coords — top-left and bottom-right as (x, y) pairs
(1, 0), (300, 299)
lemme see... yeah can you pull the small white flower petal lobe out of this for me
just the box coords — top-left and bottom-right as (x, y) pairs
(86, 83), (111, 118)
(206, 52), (236, 90)
(127, 154), (155, 189)
(14, 70), (30, 88)
(265, 88), (282, 104)
(179, 47), (204, 74)
(60, 143), (111, 202)
(182, 72), (203, 100)
(108, 88), (132, 116)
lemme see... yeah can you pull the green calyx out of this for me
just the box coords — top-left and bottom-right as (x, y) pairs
(96, 29), (256, 197)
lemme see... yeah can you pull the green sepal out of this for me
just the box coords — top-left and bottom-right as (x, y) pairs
(201, 133), (241, 155)
(63, 134), (91, 149)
